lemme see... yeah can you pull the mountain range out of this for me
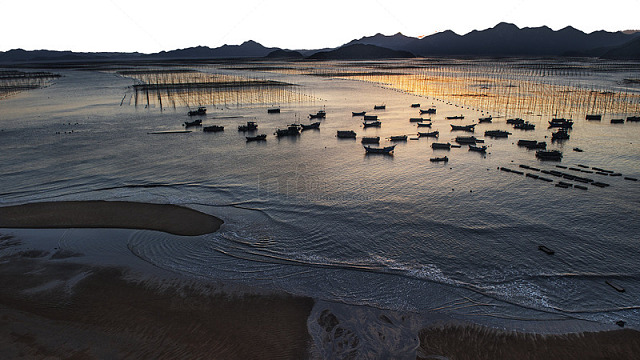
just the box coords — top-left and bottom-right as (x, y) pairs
(1, 23), (638, 63)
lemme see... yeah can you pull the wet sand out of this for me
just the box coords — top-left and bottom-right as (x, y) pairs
(0, 201), (223, 236)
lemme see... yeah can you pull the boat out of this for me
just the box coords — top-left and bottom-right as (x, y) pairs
(431, 142), (451, 149)
(275, 124), (301, 137)
(450, 124), (476, 131)
(364, 115), (378, 120)
(478, 116), (492, 123)
(389, 135), (408, 141)
(627, 116), (640, 122)
(361, 136), (380, 144)
(513, 122), (535, 130)
(187, 106), (206, 116)
(309, 110), (326, 119)
(536, 150), (563, 160)
(551, 129), (570, 140)
(548, 118), (573, 128)
(585, 114), (601, 120)
(352, 111), (366, 116)
(337, 130), (356, 138)
(420, 108), (436, 114)
(184, 119), (202, 127)
(410, 117), (426, 122)
(300, 122), (321, 130)
(374, 105), (386, 110)
(517, 139), (544, 149)
(364, 144), (395, 154)
(238, 121), (258, 131)
(416, 122), (432, 127)
(446, 115), (464, 120)
(605, 280), (625, 293)
(430, 156), (448, 162)
(538, 245), (554, 255)
(246, 134), (267, 141)
(411, 103), (420, 108)
(418, 131), (439, 138)
(203, 125), (224, 132)
(455, 136), (478, 144)
(468, 144), (487, 152)
(506, 118), (525, 125)
(484, 130), (511, 138)
(267, 108), (280, 114)
(573, 147), (583, 152)
(363, 121), (381, 128)
(611, 118), (624, 124)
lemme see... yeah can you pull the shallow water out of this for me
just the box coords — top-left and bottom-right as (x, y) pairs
(1, 60), (640, 356)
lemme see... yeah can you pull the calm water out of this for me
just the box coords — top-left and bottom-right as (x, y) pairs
(1, 60), (640, 357)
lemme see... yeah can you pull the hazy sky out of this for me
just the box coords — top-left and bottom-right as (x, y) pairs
(2, 0), (639, 53)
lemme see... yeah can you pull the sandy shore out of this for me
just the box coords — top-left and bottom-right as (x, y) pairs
(0, 201), (223, 236)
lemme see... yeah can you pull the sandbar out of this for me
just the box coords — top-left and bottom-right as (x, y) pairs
(0, 200), (223, 236)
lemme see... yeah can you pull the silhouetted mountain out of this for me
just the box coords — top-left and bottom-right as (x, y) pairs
(265, 49), (304, 59)
(148, 41), (277, 59)
(0, 49), (140, 63)
(344, 32), (417, 51)
(601, 36), (640, 59)
(307, 44), (414, 60)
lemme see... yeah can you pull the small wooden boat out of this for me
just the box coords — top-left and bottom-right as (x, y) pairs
(484, 130), (511, 138)
(507, 118), (525, 125)
(184, 119), (203, 127)
(238, 121), (258, 131)
(536, 150), (563, 160)
(551, 129), (570, 140)
(309, 110), (326, 119)
(611, 118), (624, 124)
(203, 125), (224, 132)
(605, 280), (625, 293)
(573, 147), (583, 152)
(538, 245), (554, 255)
(431, 142), (451, 150)
(627, 116), (640, 122)
(364, 144), (395, 154)
(410, 117), (426, 122)
(513, 122), (535, 130)
(455, 136), (477, 144)
(420, 108), (436, 114)
(374, 105), (386, 110)
(246, 134), (267, 141)
(478, 116), (492, 123)
(388, 135), (408, 141)
(418, 131), (439, 138)
(585, 114), (601, 120)
(363, 121), (381, 128)
(361, 136), (380, 144)
(275, 124), (301, 137)
(548, 118), (573, 128)
(337, 130), (356, 138)
(300, 122), (320, 130)
(450, 124), (475, 131)
(364, 115), (378, 120)
(416, 122), (432, 127)
(430, 156), (448, 162)
(352, 111), (366, 116)
(446, 115), (464, 120)
(468, 144), (487, 152)
(188, 106), (206, 116)
(267, 108), (280, 114)
(411, 103), (420, 108)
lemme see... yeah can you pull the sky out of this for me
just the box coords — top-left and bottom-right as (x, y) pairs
(2, 0), (639, 53)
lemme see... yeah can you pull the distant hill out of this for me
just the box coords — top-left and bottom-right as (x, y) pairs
(601, 36), (640, 59)
(148, 40), (277, 59)
(0, 49), (140, 63)
(307, 44), (415, 60)
(343, 33), (417, 51)
(265, 49), (304, 59)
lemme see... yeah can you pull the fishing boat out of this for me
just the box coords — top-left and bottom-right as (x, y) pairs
(517, 139), (538, 148)
(184, 119), (202, 127)
(275, 124), (301, 137)
(352, 111), (366, 116)
(431, 142), (451, 149)
(416, 122), (432, 127)
(374, 105), (386, 110)
(410, 117), (426, 122)
(430, 156), (448, 162)
(363, 120), (381, 128)
(627, 116), (640, 122)
(203, 125), (224, 132)
(420, 108), (436, 114)
(187, 106), (206, 116)
(573, 147), (583, 152)
(361, 136), (380, 144)
(478, 116), (492, 123)
(389, 135), (408, 141)
(468, 144), (487, 152)
(238, 121), (258, 131)
(446, 115), (464, 120)
(585, 114), (601, 120)
(267, 108), (280, 114)
(513, 122), (535, 130)
(246, 134), (267, 141)
(551, 129), (570, 140)
(506, 118), (524, 125)
(538, 245), (554, 255)
(548, 118), (573, 128)
(484, 130), (511, 138)
(455, 136), (478, 144)
(411, 103), (420, 108)
(536, 150), (563, 160)
(611, 118), (624, 124)
(364, 144), (395, 154)
(450, 124), (476, 131)
(300, 122), (321, 130)
(364, 115), (378, 120)
(418, 131), (439, 138)
(337, 130), (356, 138)
(309, 110), (326, 119)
